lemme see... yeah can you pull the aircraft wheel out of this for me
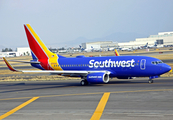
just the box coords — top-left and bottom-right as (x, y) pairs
(80, 80), (88, 86)
(148, 79), (153, 84)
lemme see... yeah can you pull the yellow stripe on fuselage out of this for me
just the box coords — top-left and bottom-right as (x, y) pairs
(49, 58), (63, 70)
(26, 24), (62, 70)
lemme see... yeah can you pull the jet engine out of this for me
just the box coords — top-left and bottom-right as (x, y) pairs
(87, 72), (109, 83)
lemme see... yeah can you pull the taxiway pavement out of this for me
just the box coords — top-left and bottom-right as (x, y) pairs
(0, 77), (173, 120)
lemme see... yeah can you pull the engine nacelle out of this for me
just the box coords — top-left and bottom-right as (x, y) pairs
(87, 72), (109, 83)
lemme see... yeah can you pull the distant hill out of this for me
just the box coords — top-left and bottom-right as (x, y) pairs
(73, 32), (148, 45)
(41, 32), (148, 48)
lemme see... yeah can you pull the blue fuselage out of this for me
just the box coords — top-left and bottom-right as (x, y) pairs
(57, 55), (171, 78)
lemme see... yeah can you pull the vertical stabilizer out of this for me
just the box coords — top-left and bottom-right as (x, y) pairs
(115, 49), (120, 56)
(24, 24), (62, 70)
(24, 24), (56, 60)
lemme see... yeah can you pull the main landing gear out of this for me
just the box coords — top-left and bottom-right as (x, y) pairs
(80, 80), (88, 86)
(148, 79), (154, 83)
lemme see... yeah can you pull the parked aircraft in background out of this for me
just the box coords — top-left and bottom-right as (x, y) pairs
(132, 43), (148, 50)
(143, 42), (148, 48)
(148, 41), (163, 48)
(156, 45), (164, 48)
(84, 46), (94, 52)
(148, 41), (157, 48)
(107, 47), (115, 51)
(121, 47), (133, 51)
(3, 24), (171, 85)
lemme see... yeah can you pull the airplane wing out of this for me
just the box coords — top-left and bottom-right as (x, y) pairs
(3, 57), (110, 77)
(7, 60), (40, 64)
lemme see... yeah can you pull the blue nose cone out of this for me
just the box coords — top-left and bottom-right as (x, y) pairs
(163, 64), (172, 73)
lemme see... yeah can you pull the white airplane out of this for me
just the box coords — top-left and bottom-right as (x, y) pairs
(148, 41), (163, 48)
(84, 46), (94, 52)
(121, 48), (132, 51)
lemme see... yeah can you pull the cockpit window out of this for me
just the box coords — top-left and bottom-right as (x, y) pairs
(152, 61), (163, 65)
(158, 61), (163, 64)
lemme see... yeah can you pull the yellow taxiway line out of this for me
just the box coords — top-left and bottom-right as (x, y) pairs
(0, 97), (39, 120)
(0, 89), (173, 119)
(90, 92), (110, 120)
(0, 89), (173, 101)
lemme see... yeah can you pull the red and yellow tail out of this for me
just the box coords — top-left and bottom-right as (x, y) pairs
(114, 49), (119, 56)
(24, 24), (62, 70)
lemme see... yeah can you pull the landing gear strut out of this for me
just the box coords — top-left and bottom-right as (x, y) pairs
(148, 79), (153, 83)
(80, 80), (88, 86)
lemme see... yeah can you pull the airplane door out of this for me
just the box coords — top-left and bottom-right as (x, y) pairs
(140, 59), (146, 70)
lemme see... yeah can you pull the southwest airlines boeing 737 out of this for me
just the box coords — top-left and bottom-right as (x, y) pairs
(3, 24), (172, 85)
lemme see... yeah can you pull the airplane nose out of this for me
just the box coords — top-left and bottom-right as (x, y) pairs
(168, 66), (172, 72)
(162, 64), (172, 73)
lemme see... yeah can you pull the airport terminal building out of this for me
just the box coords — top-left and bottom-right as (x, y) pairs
(118, 31), (173, 48)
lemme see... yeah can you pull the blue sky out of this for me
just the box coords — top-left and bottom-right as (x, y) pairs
(0, 0), (173, 49)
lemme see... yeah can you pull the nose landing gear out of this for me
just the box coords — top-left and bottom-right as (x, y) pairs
(148, 76), (159, 83)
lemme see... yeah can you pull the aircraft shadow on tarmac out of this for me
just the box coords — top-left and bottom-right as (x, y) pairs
(0, 82), (79, 94)
(0, 80), (149, 94)
(108, 80), (148, 84)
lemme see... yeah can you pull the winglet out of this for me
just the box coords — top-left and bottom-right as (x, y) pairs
(3, 57), (20, 72)
(115, 49), (119, 56)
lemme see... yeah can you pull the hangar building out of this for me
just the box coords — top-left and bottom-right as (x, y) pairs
(16, 47), (31, 56)
(118, 31), (173, 48)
